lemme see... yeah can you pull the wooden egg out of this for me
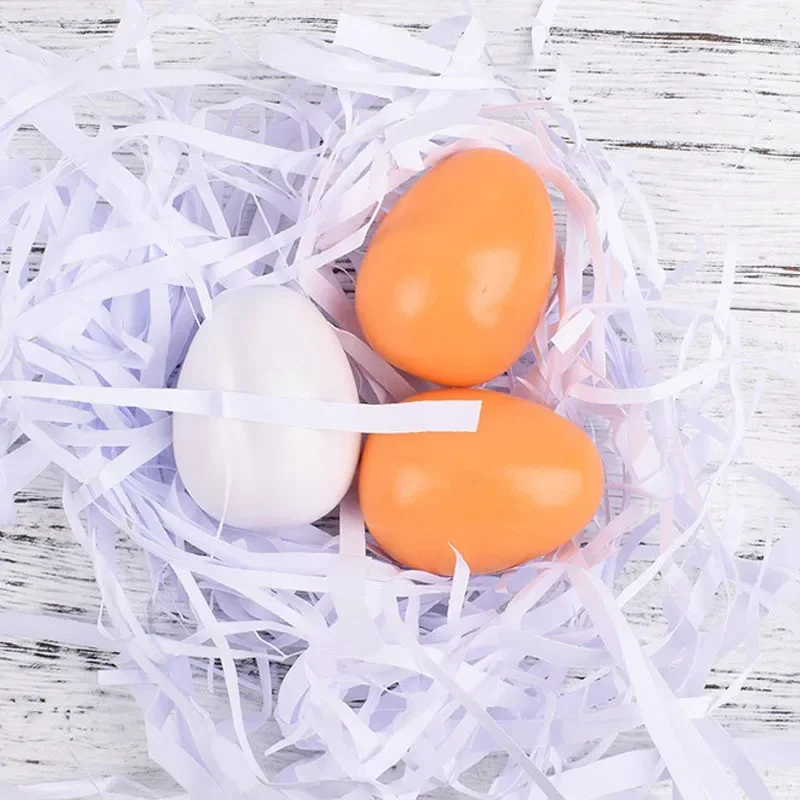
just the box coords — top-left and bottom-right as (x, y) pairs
(355, 149), (555, 387)
(358, 388), (604, 575)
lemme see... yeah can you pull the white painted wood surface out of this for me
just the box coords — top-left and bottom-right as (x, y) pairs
(1, 0), (799, 796)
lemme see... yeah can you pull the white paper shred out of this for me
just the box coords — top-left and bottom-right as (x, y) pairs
(2, 2), (800, 798)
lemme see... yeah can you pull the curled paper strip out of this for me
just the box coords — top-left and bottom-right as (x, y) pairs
(1, 3), (800, 800)
(1, 380), (483, 433)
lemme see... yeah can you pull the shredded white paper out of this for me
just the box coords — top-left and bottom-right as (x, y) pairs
(2, 2), (800, 798)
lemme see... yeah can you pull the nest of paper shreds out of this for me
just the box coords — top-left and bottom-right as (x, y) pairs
(2, 3), (800, 799)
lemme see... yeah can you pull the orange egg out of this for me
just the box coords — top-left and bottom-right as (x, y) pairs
(355, 148), (555, 387)
(358, 389), (604, 576)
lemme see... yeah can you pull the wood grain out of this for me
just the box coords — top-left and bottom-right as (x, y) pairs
(1, 0), (799, 796)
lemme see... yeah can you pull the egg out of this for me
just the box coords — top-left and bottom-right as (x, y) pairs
(355, 148), (555, 387)
(173, 286), (361, 530)
(358, 388), (604, 575)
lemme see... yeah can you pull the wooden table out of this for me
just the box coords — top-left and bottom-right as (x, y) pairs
(1, 0), (799, 796)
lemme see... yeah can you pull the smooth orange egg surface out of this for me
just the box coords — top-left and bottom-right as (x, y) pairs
(358, 389), (605, 576)
(355, 148), (556, 387)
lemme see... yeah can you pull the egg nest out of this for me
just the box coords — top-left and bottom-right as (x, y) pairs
(2, 8), (799, 800)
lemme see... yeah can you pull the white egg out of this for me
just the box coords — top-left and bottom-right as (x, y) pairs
(172, 286), (360, 530)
